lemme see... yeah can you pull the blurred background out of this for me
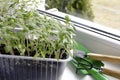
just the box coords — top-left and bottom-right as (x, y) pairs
(46, 0), (120, 30)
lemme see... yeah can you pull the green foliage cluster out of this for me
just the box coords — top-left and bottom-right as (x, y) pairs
(0, 0), (75, 59)
(46, 0), (94, 21)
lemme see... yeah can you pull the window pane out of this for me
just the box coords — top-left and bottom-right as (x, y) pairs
(46, 0), (94, 21)
(92, 0), (120, 30)
(46, 0), (120, 31)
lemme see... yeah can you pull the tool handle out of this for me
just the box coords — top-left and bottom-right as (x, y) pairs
(88, 68), (109, 80)
(102, 68), (120, 79)
(88, 53), (120, 64)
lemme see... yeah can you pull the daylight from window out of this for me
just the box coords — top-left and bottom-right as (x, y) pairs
(46, 0), (120, 31)
(92, 0), (120, 30)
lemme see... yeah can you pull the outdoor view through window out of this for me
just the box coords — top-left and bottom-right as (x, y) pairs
(92, 0), (120, 30)
(46, 0), (120, 31)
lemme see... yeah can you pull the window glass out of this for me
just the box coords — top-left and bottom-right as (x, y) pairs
(46, 0), (120, 31)
(46, 0), (94, 21)
(92, 0), (120, 30)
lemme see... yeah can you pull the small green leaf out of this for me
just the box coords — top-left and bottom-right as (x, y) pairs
(33, 53), (40, 59)
(4, 46), (12, 53)
(20, 49), (25, 56)
(65, 16), (70, 24)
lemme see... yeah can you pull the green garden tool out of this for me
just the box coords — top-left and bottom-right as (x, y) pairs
(73, 50), (120, 79)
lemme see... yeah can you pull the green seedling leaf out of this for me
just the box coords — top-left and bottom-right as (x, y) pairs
(65, 16), (70, 24)
(0, 0), (75, 60)
(33, 53), (40, 59)
(20, 49), (25, 56)
(4, 45), (12, 53)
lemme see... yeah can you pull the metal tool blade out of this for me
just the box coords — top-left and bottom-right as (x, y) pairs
(73, 50), (86, 58)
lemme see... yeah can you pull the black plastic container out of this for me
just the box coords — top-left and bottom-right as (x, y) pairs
(0, 54), (72, 80)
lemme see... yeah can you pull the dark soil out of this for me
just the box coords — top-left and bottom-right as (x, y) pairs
(0, 44), (67, 59)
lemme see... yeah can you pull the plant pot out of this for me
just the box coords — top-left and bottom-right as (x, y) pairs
(0, 54), (72, 80)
